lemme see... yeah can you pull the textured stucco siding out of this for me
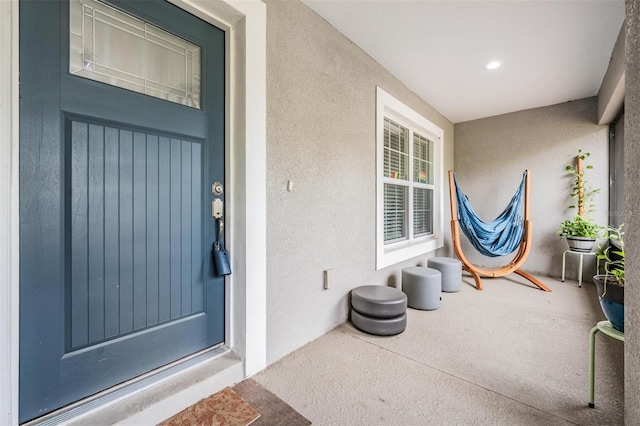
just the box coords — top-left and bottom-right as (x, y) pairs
(265, 0), (454, 364)
(454, 98), (609, 279)
(625, 0), (640, 421)
(598, 23), (626, 124)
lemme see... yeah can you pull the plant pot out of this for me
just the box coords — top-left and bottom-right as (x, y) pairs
(593, 274), (624, 332)
(566, 236), (596, 253)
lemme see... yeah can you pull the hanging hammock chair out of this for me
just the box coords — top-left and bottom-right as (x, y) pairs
(448, 170), (551, 292)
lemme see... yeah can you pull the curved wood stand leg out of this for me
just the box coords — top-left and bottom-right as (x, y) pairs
(514, 269), (552, 292)
(463, 265), (484, 291)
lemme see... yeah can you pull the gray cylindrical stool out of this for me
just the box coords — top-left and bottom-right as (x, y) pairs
(428, 257), (462, 293)
(402, 267), (441, 310)
(350, 309), (407, 336)
(350, 285), (407, 336)
(351, 285), (407, 318)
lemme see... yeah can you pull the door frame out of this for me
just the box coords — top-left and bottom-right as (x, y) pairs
(0, 0), (267, 423)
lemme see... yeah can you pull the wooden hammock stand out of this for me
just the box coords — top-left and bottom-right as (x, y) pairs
(448, 170), (551, 292)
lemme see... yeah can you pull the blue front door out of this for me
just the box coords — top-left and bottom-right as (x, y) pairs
(19, 0), (226, 421)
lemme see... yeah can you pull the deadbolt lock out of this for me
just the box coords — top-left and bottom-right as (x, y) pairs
(212, 181), (224, 196)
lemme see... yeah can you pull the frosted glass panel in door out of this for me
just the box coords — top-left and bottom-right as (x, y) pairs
(70, 0), (201, 108)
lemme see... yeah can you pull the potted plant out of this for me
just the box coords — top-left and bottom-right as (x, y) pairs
(593, 224), (624, 332)
(557, 215), (602, 252)
(557, 150), (602, 252)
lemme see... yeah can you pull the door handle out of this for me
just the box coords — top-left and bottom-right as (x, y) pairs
(212, 197), (224, 246)
(212, 199), (231, 276)
(212, 198), (223, 219)
(216, 217), (224, 247)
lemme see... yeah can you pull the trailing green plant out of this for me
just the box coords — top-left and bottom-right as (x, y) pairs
(557, 149), (603, 240)
(596, 224), (625, 282)
(564, 149), (601, 216)
(556, 215), (602, 239)
(595, 224), (625, 296)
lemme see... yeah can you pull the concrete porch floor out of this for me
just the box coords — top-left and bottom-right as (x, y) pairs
(252, 274), (624, 425)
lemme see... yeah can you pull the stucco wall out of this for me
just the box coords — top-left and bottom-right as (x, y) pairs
(625, 0), (640, 420)
(598, 23), (625, 124)
(265, 0), (454, 363)
(454, 98), (609, 279)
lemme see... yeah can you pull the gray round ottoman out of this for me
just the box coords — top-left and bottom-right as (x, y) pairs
(428, 257), (462, 293)
(350, 310), (407, 336)
(402, 267), (441, 310)
(350, 285), (407, 335)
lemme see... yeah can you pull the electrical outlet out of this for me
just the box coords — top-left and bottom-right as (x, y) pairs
(323, 269), (333, 290)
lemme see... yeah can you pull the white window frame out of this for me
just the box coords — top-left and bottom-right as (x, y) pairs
(376, 87), (444, 270)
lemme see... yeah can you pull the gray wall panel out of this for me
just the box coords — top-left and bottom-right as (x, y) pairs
(454, 98), (609, 279)
(265, 0), (454, 364)
(625, 0), (640, 420)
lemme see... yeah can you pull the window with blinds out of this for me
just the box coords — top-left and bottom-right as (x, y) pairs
(384, 183), (407, 241)
(413, 132), (434, 237)
(383, 118), (409, 242)
(382, 118), (435, 243)
(384, 118), (408, 180)
(376, 87), (443, 270)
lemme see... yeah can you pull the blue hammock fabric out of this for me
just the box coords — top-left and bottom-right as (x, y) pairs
(453, 171), (527, 258)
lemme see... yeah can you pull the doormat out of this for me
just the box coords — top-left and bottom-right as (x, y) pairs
(158, 387), (260, 426)
(232, 379), (311, 425)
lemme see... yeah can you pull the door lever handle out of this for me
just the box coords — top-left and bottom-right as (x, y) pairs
(212, 198), (224, 248)
(216, 218), (224, 247)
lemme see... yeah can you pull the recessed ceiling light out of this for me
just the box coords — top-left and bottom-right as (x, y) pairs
(484, 61), (501, 70)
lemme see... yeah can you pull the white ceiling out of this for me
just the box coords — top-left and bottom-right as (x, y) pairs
(302, 0), (626, 123)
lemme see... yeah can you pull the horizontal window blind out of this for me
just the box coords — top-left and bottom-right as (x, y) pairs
(413, 187), (433, 236)
(384, 118), (408, 180)
(413, 132), (433, 184)
(384, 183), (407, 242)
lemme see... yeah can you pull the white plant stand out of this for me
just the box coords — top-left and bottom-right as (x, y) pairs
(561, 250), (600, 287)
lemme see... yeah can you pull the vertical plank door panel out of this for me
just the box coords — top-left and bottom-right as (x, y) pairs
(104, 126), (120, 339)
(158, 137), (171, 323)
(119, 130), (134, 334)
(71, 121), (89, 349)
(146, 135), (160, 326)
(132, 132), (147, 330)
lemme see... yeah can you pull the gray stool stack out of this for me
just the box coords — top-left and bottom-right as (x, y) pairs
(350, 285), (407, 336)
(402, 267), (441, 310)
(428, 257), (462, 293)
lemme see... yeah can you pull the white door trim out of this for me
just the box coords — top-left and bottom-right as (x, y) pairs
(0, 1), (20, 424)
(0, 0), (267, 423)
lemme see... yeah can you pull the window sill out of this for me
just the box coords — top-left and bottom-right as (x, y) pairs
(376, 235), (443, 270)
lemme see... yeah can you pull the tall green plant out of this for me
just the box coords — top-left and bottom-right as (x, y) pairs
(564, 149), (600, 216)
(557, 149), (603, 239)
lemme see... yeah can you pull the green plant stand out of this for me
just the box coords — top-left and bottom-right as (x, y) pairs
(561, 250), (599, 287)
(589, 320), (624, 408)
